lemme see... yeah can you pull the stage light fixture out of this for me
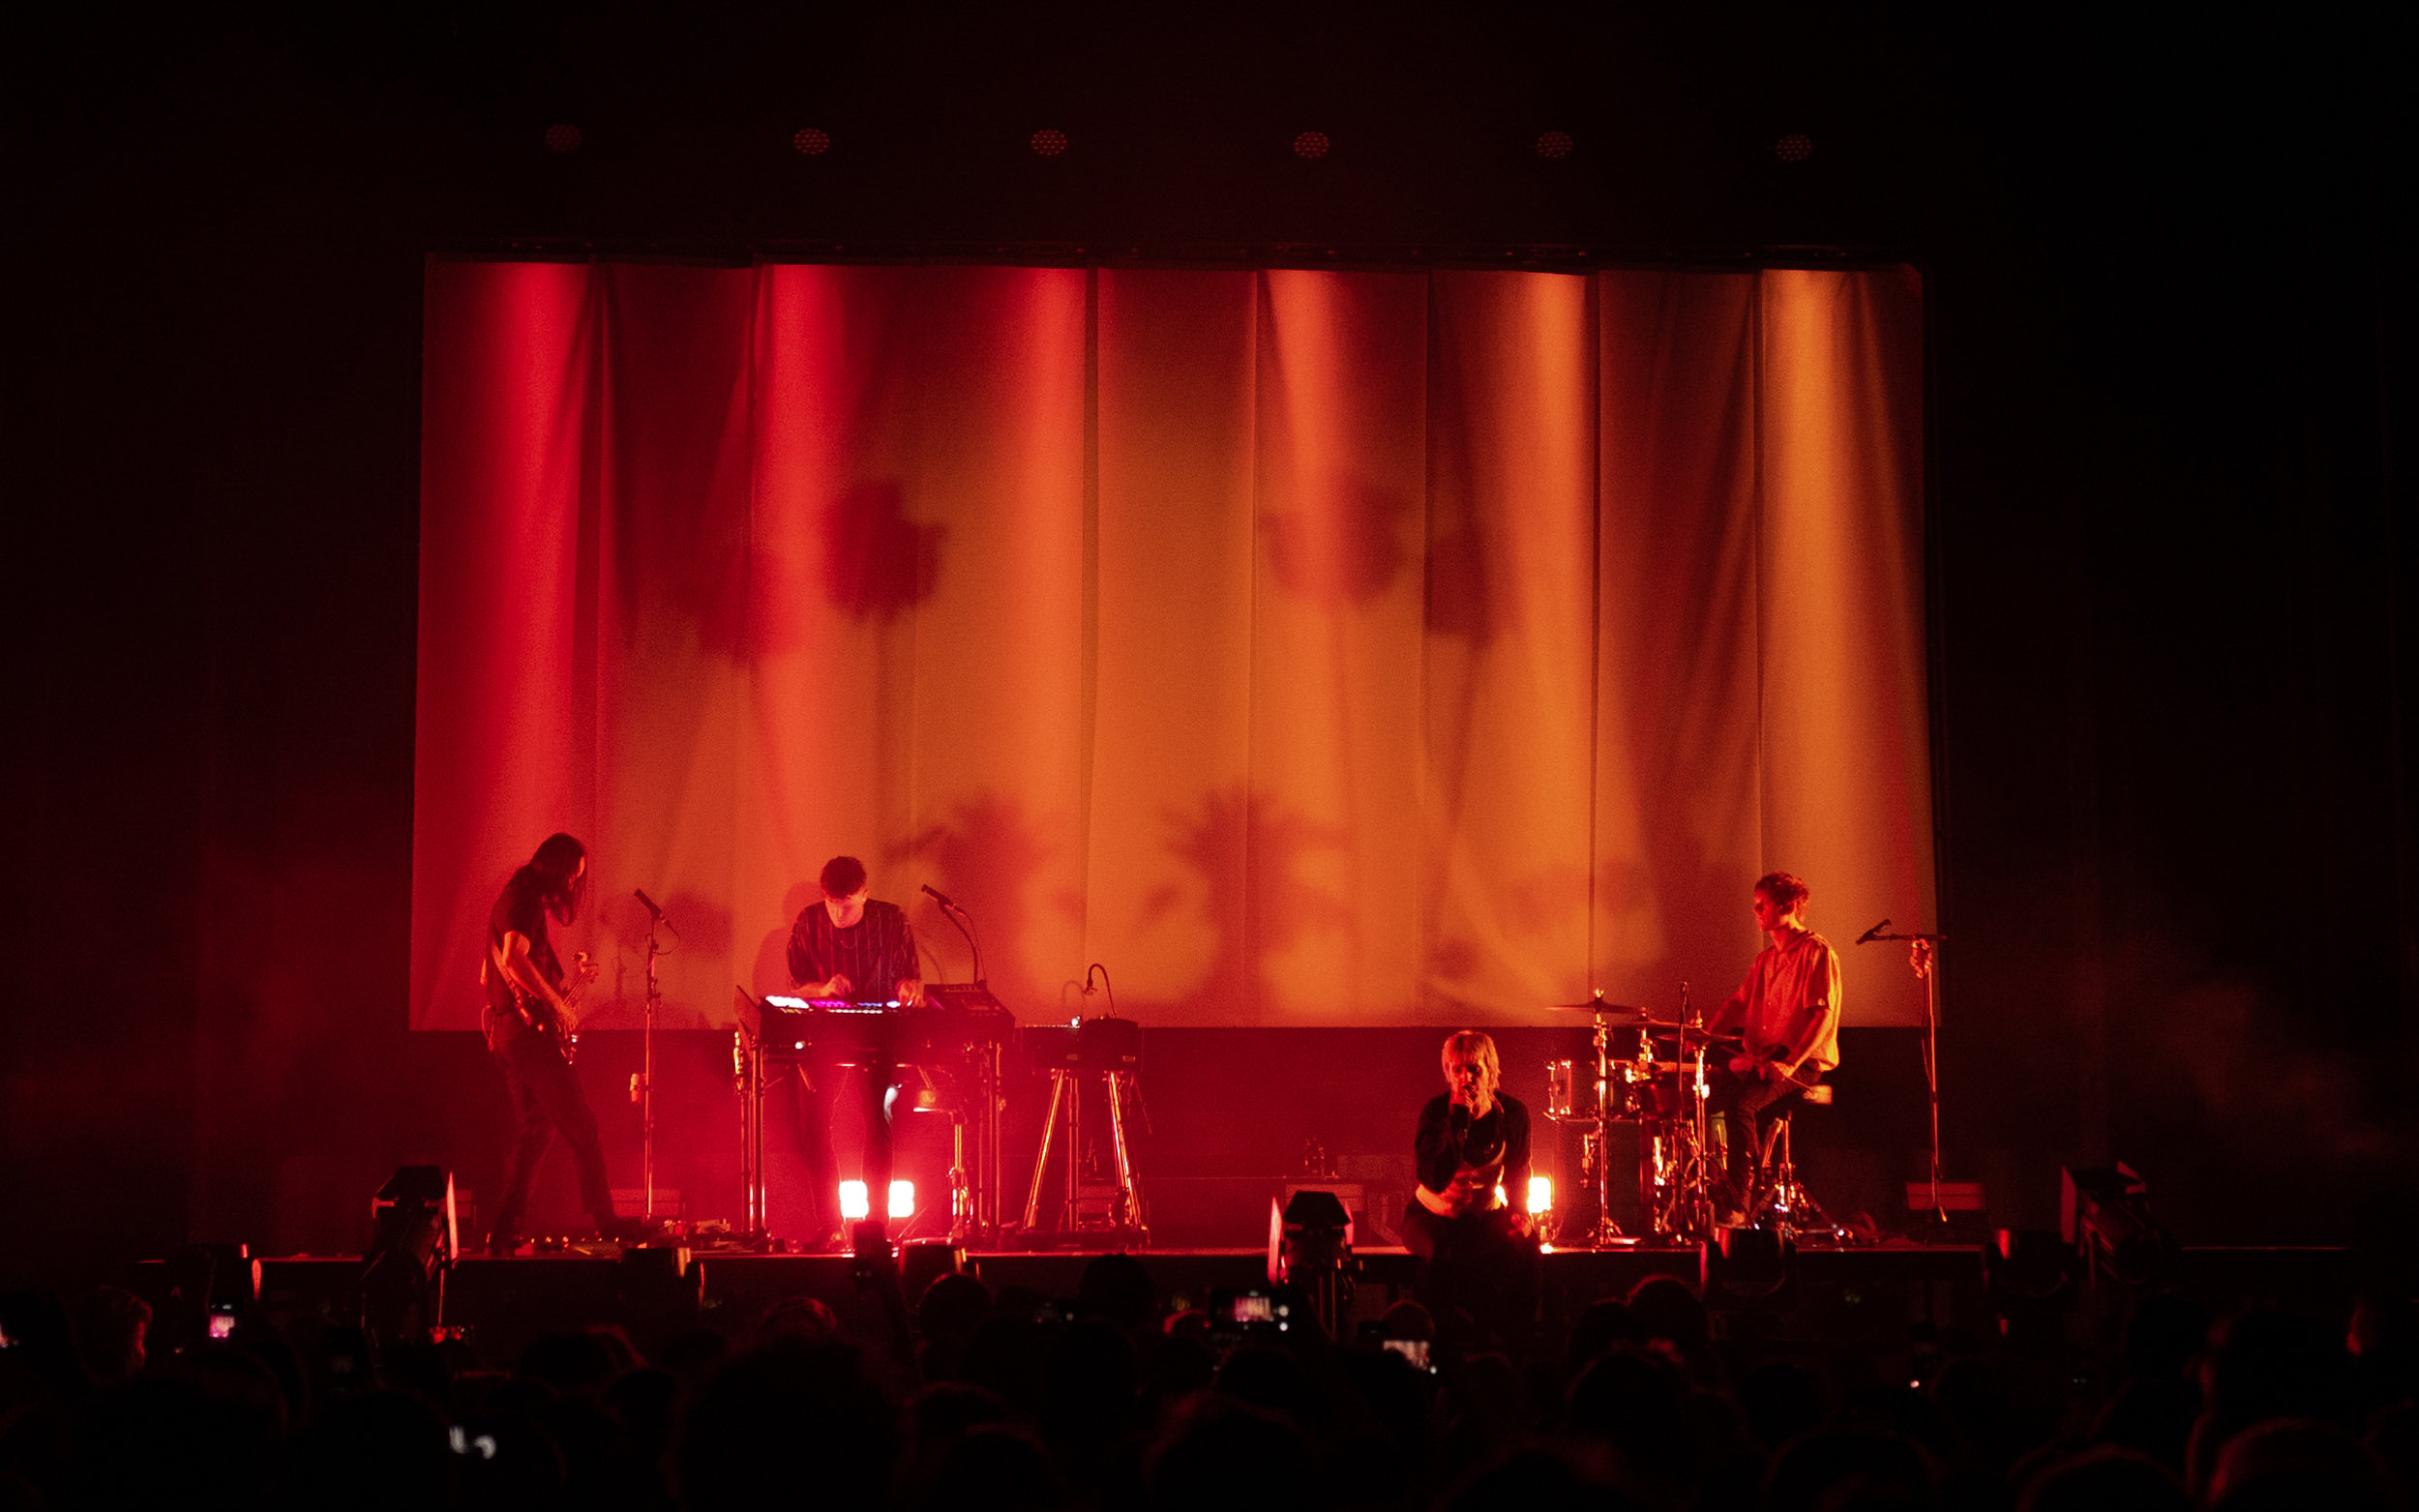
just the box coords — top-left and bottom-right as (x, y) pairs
(1030, 129), (1069, 157)
(1984, 1228), (2077, 1319)
(888, 1180), (915, 1219)
(792, 128), (830, 156)
(1529, 1175), (1554, 1214)
(1775, 133), (1813, 163)
(839, 1180), (870, 1220)
(1293, 131), (1331, 160)
(362, 1167), (458, 1344)
(1535, 130), (1574, 159)
(1702, 1227), (1794, 1301)
(2061, 1163), (2174, 1286)
(1273, 1189), (1355, 1337)
(544, 124), (583, 154)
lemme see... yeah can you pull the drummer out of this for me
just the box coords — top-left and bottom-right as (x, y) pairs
(1705, 872), (1842, 1227)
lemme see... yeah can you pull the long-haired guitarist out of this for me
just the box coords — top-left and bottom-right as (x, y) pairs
(1404, 1030), (1540, 1350)
(1705, 871), (1843, 1227)
(481, 832), (620, 1255)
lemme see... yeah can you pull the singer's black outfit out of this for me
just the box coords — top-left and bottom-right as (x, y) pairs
(483, 867), (615, 1252)
(786, 898), (921, 1236)
(1403, 1093), (1540, 1349)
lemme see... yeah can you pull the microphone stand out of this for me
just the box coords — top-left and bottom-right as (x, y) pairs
(936, 898), (983, 988)
(1856, 920), (1949, 1231)
(924, 888), (990, 1240)
(634, 892), (680, 1226)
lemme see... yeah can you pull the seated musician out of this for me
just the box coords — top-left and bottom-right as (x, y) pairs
(788, 855), (925, 1247)
(1404, 1030), (1540, 1350)
(1706, 871), (1842, 1227)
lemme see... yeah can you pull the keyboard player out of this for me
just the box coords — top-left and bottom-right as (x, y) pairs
(787, 855), (926, 1247)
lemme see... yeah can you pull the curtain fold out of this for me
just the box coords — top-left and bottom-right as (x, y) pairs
(414, 258), (1932, 1030)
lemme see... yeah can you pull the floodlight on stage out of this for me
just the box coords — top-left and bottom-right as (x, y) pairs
(1703, 1227), (1794, 1301)
(1493, 1183), (1507, 1207)
(2061, 1163), (2174, 1285)
(839, 1180), (870, 1221)
(1293, 131), (1331, 160)
(363, 1167), (457, 1344)
(1529, 1175), (1554, 1214)
(888, 1180), (914, 1219)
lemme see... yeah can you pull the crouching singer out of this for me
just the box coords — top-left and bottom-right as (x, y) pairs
(1404, 1029), (1540, 1349)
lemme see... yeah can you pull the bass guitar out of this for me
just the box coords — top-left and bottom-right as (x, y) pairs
(498, 949), (596, 1062)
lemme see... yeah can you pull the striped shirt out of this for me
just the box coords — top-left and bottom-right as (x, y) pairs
(788, 898), (920, 1000)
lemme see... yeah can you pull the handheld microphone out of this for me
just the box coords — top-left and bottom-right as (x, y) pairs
(1856, 918), (1890, 945)
(921, 883), (958, 910)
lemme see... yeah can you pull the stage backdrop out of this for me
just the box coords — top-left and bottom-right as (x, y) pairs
(414, 259), (1932, 1031)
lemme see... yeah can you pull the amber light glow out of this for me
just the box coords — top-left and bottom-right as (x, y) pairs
(412, 261), (1932, 1032)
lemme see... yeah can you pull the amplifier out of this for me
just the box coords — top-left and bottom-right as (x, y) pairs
(1021, 1016), (1142, 1072)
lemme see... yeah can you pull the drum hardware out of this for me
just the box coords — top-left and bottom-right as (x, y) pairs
(1545, 993), (1655, 1020)
(1540, 985), (1727, 1249)
(1539, 997), (1623, 1247)
(1751, 1088), (1850, 1243)
(1544, 983), (1753, 1248)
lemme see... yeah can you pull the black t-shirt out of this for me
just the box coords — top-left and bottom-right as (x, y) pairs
(485, 866), (561, 1021)
(1414, 1092), (1533, 1212)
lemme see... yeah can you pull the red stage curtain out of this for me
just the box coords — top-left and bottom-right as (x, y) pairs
(414, 259), (1931, 1029)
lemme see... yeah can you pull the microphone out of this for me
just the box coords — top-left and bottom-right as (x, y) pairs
(1856, 918), (1890, 945)
(921, 883), (959, 910)
(634, 888), (678, 937)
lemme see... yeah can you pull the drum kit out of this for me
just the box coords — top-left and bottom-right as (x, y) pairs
(1538, 990), (1835, 1246)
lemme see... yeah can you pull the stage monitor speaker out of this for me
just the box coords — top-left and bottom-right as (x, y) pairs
(363, 1166), (457, 1342)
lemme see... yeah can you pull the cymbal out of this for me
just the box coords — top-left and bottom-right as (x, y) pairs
(1642, 1023), (1734, 1042)
(1544, 998), (1652, 1017)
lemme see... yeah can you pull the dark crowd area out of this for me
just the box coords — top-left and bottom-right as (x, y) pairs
(3, 1246), (2417, 1512)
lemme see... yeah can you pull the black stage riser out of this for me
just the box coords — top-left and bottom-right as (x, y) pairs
(236, 1246), (2359, 1372)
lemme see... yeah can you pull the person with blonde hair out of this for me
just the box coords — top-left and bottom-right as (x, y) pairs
(1403, 1029), (1539, 1348)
